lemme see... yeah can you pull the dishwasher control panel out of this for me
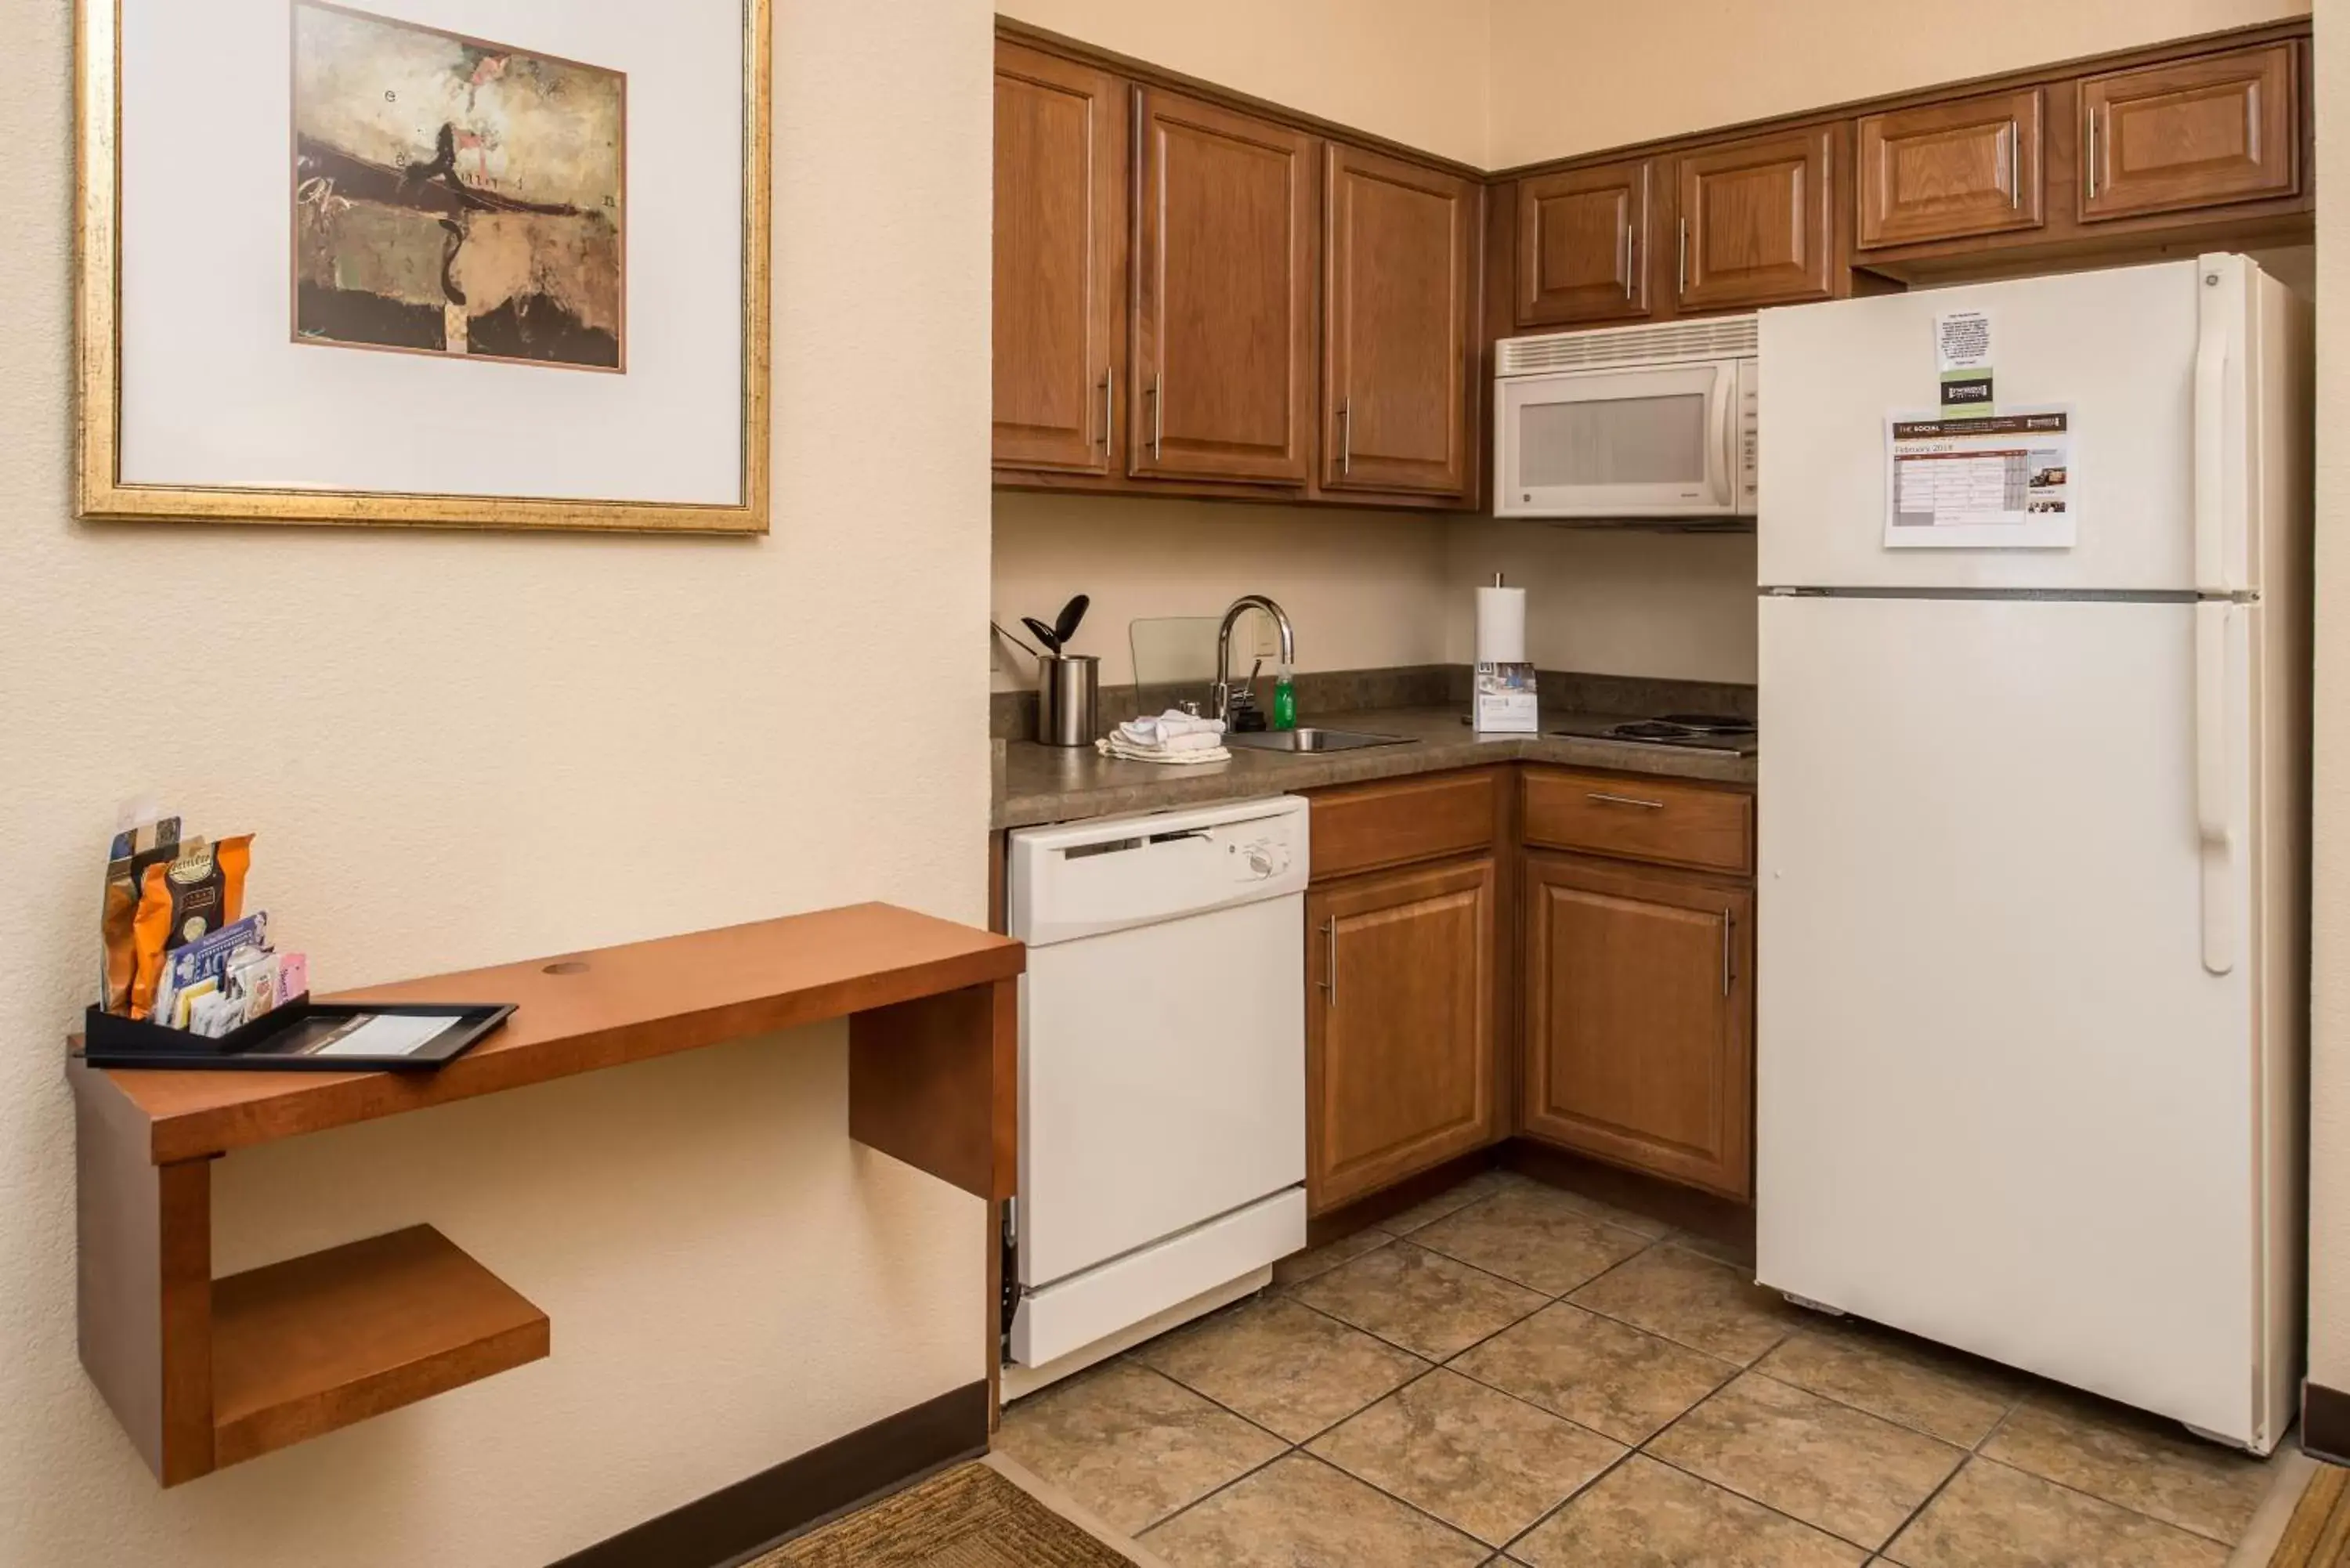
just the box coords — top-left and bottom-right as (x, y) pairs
(1227, 828), (1295, 883)
(1007, 796), (1311, 947)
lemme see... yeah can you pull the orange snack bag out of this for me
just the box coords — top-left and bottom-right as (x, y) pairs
(215, 834), (251, 923)
(127, 834), (253, 1020)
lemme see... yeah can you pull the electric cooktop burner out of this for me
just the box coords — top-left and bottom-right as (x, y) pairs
(1653, 713), (1756, 735)
(1610, 721), (1712, 741)
(1552, 711), (1759, 754)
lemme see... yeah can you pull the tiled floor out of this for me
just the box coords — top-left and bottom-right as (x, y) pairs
(996, 1169), (2287, 1566)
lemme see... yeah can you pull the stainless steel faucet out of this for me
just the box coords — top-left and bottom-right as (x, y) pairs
(1213, 595), (1295, 722)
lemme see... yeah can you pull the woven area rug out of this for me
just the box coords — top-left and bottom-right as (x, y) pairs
(2272, 1461), (2350, 1567)
(752, 1461), (1137, 1568)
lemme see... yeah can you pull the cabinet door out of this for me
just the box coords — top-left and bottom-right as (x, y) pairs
(1307, 858), (1497, 1214)
(1322, 145), (1477, 497)
(2081, 42), (2298, 222)
(1673, 127), (1836, 312)
(1857, 89), (2043, 248)
(1133, 90), (1316, 485)
(992, 45), (1127, 474)
(1515, 158), (1654, 327)
(1523, 854), (1752, 1200)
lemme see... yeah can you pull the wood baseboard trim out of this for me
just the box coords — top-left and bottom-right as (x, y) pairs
(1502, 1137), (1754, 1255)
(550, 1380), (990, 1568)
(1304, 1147), (1502, 1248)
(2305, 1380), (2350, 1466)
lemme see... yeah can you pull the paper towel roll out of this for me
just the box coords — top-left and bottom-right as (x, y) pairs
(1475, 586), (1527, 665)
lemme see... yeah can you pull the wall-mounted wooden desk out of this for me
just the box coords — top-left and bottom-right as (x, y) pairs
(70, 902), (1024, 1487)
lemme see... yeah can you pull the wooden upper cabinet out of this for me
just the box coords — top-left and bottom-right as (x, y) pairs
(992, 44), (1127, 475)
(2081, 42), (2299, 222)
(1133, 90), (1316, 485)
(1516, 157), (1655, 327)
(1321, 144), (1477, 497)
(1523, 854), (1753, 1201)
(1673, 126), (1836, 312)
(1857, 89), (2044, 248)
(1307, 858), (1498, 1214)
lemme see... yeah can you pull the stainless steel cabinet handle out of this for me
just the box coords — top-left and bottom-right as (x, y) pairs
(2009, 117), (2022, 208)
(1619, 221), (1632, 299)
(1339, 399), (1352, 475)
(1321, 919), (1338, 1007)
(1721, 909), (1734, 996)
(1150, 373), (1163, 461)
(1587, 791), (1666, 810)
(1101, 371), (1114, 452)
(1676, 218), (1688, 296)
(2086, 112), (2098, 201)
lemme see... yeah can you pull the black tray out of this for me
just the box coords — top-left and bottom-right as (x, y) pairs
(81, 999), (514, 1071)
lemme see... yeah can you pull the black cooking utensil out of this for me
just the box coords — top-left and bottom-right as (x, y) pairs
(1051, 594), (1090, 649)
(992, 620), (1045, 659)
(1021, 616), (1062, 654)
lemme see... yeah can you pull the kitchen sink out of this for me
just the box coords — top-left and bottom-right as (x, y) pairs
(1225, 727), (1414, 753)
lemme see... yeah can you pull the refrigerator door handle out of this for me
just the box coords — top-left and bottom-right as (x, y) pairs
(2193, 600), (2238, 976)
(2191, 262), (2234, 594)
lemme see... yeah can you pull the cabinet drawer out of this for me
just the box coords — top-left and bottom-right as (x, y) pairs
(1310, 770), (1498, 880)
(1523, 768), (1752, 875)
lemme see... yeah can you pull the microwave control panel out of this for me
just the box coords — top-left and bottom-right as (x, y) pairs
(1737, 358), (1760, 514)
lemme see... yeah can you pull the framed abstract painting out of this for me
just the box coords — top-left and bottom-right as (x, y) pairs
(75, 0), (771, 533)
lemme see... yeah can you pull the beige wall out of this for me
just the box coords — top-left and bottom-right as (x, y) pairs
(992, 493), (1452, 689)
(1446, 523), (1759, 683)
(2306, 3), (2348, 1401)
(1487, 0), (2311, 168)
(992, 493), (1756, 693)
(998, 0), (1491, 166)
(0, 0), (995, 1563)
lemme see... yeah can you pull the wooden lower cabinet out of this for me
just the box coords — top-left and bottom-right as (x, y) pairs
(1521, 853), (1753, 1201)
(1306, 856), (1498, 1214)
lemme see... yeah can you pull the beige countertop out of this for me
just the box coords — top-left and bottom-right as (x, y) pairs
(993, 705), (1755, 829)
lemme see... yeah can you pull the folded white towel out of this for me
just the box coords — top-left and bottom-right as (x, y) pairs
(1097, 736), (1231, 766)
(1119, 710), (1227, 746)
(1123, 729), (1224, 754)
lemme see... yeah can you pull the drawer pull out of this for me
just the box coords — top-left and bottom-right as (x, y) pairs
(1586, 792), (1666, 811)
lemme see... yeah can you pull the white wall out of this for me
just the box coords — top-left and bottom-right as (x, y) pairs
(2305, 1), (2348, 1406)
(999, 0), (1491, 167)
(1487, 0), (2312, 168)
(0, 1), (996, 1563)
(992, 492), (1451, 688)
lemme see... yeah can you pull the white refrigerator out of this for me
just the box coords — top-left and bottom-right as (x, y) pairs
(1755, 255), (2312, 1453)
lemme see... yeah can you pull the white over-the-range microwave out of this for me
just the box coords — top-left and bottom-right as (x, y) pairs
(1495, 315), (1758, 520)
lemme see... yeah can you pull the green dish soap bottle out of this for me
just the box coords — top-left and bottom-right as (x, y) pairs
(1271, 663), (1297, 732)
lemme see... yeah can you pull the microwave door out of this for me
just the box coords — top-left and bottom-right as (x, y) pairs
(1498, 363), (1735, 518)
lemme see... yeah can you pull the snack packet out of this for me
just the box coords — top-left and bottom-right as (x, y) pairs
(153, 912), (269, 1029)
(99, 811), (180, 1014)
(128, 834), (253, 1019)
(225, 947), (282, 1024)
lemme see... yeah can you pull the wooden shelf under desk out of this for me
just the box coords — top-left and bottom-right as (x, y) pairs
(70, 901), (1024, 1486)
(212, 1225), (549, 1469)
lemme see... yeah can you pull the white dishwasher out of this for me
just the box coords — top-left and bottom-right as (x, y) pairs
(1004, 795), (1308, 1388)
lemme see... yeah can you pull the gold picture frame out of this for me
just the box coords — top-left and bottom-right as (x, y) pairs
(74, 0), (772, 534)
